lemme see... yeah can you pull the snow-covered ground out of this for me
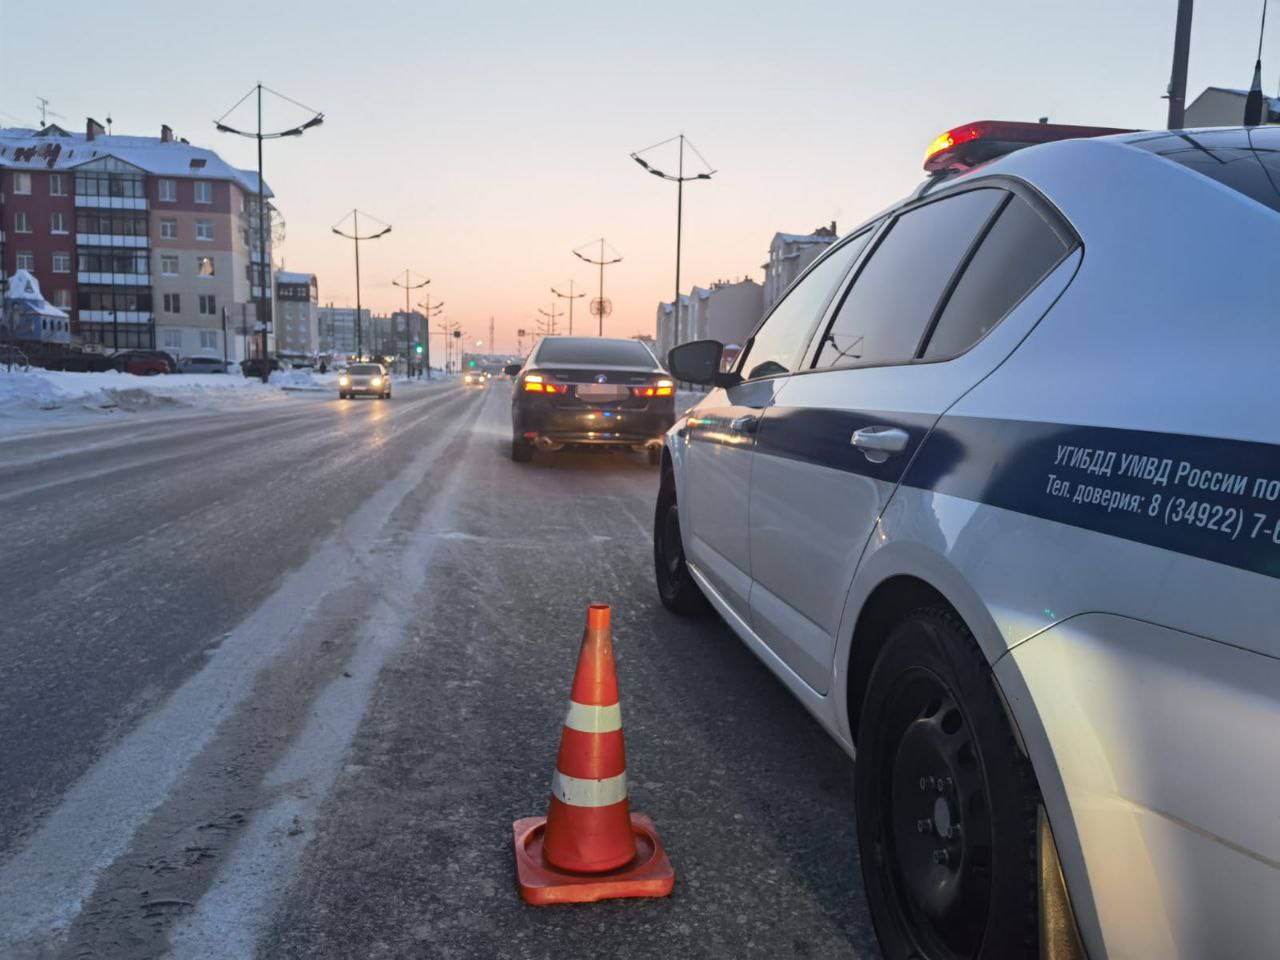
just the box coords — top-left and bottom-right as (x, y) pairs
(0, 367), (346, 436)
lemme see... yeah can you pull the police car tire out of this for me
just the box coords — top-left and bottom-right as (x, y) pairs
(653, 474), (710, 616)
(855, 607), (1039, 960)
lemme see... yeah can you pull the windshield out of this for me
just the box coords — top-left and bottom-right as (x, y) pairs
(535, 338), (657, 367)
(1128, 127), (1280, 213)
(348, 364), (382, 375)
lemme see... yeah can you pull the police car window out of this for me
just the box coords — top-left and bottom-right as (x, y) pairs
(813, 188), (1004, 369)
(1128, 128), (1280, 214)
(738, 232), (870, 380)
(922, 194), (1070, 360)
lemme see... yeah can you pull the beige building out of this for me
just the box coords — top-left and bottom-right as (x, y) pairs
(1184, 86), (1280, 127)
(274, 271), (318, 356)
(656, 278), (763, 363)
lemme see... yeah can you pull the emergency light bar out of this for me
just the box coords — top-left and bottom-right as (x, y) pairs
(924, 120), (1134, 174)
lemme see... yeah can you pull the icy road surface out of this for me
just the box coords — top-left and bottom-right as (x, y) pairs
(0, 380), (878, 959)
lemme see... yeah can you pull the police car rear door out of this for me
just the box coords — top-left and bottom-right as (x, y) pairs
(747, 183), (1080, 693)
(682, 237), (869, 616)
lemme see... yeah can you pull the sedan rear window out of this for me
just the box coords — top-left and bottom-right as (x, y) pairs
(1128, 128), (1280, 214)
(535, 338), (656, 366)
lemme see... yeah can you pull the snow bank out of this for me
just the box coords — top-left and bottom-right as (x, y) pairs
(0, 368), (321, 431)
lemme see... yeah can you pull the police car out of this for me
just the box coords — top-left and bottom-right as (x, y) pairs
(654, 121), (1280, 960)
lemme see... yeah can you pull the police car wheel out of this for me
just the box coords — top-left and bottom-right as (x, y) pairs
(653, 474), (709, 616)
(855, 608), (1039, 960)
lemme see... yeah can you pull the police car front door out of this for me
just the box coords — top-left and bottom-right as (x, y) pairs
(683, 236), (872, 618)
(747, 187), (1080, 694)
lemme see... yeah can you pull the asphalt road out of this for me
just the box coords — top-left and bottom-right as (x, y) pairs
(0, 380), (879, 959)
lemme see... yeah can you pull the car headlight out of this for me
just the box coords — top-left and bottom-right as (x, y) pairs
(339, 376), (349, 385)
(370, 376), (382, 386)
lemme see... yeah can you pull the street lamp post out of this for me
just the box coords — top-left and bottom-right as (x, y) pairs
(332, 210), (391, 359)
(573, 238), (623, 336)
(537, 303), (562, 336)
(417, 298), (444, 377)
(631, 133), (715, 328)
(551, 280), (584, 335)
(215, 83), (324, 382)
(392, 270), (429, 378)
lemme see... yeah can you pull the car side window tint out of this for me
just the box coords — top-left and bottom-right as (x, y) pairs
(738, 231), (871, 380)
(922, 194), (1070, 360)
(813, 188), (1004, 370)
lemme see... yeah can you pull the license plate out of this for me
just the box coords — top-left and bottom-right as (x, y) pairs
(576, 384), (628, 401)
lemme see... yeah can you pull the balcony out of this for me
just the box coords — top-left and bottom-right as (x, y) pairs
(77, 272), (151, 286)
(80, 310), (153, 324)
(76, 234), (149, 248)
(74, 195), (148, 211)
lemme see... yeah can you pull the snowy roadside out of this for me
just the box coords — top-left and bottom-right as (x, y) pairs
(0, 368), (342, 436)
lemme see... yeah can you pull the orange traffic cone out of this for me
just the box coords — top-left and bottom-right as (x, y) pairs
(513, 603), (675, 905)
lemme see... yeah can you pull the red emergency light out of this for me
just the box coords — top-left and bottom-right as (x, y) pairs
(923, 120), (1134, 174)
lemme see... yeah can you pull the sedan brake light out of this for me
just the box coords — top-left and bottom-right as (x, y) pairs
(632, 378), (674, 398)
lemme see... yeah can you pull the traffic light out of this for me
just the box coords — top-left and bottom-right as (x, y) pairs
(415, 343), (424, 355)
(468, 359), (476, 368)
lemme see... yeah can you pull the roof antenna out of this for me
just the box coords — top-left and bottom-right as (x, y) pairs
(1245, 0), (1268, 125)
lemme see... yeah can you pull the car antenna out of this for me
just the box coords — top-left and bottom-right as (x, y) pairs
(1245, 0), (1269, 125)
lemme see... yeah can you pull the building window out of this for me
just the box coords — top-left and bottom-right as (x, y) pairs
(12, 172), (31, 195)
(13, 211), (31, 233)
(51, 212), (68, 234)
(159, 179), (176, 202)
(79, 250), (149, 275)
(163, 293), (181, 314)
(52, 289), (72, 309)
(16, 251), (34, 271)
(160, 254), (179, 276)
(163, 329), (182, 349)
(197, 255), (215, 277)
(198, 294), (216, 315)
(160, 218), (178, 240)
(199, 330), (219, 350)
(53, 252), (71, 273)
(195, 181), (213, 204)
(49, 173), (66, 196)
(196, 220), (213, 241)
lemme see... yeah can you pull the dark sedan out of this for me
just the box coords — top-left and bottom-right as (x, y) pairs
(505, 336), (675, 464)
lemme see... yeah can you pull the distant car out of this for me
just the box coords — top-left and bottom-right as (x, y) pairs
(338, 363), (391, 400)
(177, 356), (229, 374)
(0, 345), (30, 369)
(240, 357), (283, 378)
(113, 351), (173, 376)
(463, 371), (485, 387)
(505, 336), (675, 464)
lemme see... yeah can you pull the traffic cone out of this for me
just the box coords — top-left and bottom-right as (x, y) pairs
(513, 603), (675, 905)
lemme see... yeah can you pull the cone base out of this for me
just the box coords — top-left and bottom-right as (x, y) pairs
(513, 814), (675, 905)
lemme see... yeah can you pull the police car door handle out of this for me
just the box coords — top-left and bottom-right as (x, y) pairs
(851, 426), (909, 463)
(729, 415), (759, 435)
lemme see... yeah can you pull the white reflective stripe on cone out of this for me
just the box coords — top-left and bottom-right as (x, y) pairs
(563, 700), (622, 734)
(551, 770), (628, 808)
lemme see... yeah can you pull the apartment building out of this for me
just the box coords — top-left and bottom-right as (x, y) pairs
(0, 119), (273, 358)
(317, 305), (369, 357)
(275, 270), (318, 355)
(656, 278), (762, 363)
(761, 222), (838, 312)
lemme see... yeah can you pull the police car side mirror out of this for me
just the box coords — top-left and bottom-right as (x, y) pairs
(668, 339), (735, 387)
(503, 363), (522, 376)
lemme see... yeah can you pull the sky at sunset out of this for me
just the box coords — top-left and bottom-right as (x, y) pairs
(2, 0), (1275, 352)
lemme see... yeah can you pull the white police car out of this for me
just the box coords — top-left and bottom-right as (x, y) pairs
(654, 121), (1280, 960)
